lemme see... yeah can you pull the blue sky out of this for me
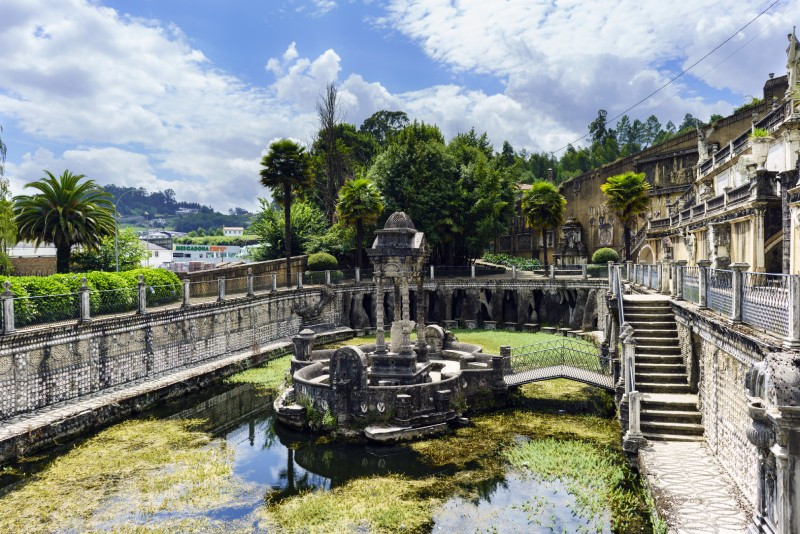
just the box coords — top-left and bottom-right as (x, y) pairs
(0, 0), (793, 211)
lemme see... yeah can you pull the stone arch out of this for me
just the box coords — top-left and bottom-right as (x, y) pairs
(637, 244), (655, 264)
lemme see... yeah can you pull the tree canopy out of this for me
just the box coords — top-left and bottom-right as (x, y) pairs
(601, 171), (651, 260)
(521, 182), (566, 268)
(14, 170), (116, 273)
(336, 178), (384, 268)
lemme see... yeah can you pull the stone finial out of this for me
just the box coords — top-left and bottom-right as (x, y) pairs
(138, 274), (145, 283)
(2, 280), (12, 296)
(80, 276), (89, 290)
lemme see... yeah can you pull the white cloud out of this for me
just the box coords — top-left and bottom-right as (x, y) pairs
(0, 0), (794, 214)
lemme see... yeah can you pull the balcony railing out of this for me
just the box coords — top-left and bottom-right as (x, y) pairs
(727, 182), (751, 204)
(706, 194), (725, 212)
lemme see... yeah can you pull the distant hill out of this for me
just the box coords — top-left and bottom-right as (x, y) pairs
(103, 184), (252, 232)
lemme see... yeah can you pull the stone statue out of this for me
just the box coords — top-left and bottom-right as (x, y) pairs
(788, 29), (800, 90)
(685, 229), (696, 263)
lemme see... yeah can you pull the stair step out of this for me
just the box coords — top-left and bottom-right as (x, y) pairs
(628, 321), (676, 329)
(637, 382), (692, 394)
(640, 393), (698, 411)
(636, 364), (686, 375)
(637, 356), (684, 366)
(625, 306), (672, 312)
(631, 329), (678, 338)
(625, 313), (674, 320)
(635, 372), (688, 384)
(634, 337), (680, 347)
(641, 409), (702, 424)
(641, 420), (704, 436)
(636, 345), (681, 355)
(642, 432), (705, 442)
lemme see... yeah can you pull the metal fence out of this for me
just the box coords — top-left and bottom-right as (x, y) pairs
(741, 272), (790, 338)
(706, 269), (733, 316)
(505, 338), (613, 389)
(682, 266), (700, 304)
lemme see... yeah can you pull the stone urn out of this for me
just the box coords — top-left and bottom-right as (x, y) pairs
(749, 136), (772, 169)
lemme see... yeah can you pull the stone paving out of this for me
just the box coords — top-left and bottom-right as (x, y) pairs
(639, 441), (752, 533)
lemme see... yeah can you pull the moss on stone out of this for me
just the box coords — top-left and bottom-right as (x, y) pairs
(225, 354), (291, 393)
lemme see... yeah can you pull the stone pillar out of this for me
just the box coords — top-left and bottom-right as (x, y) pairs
(499, 346), (512, 375)
(745, 353), (800, 534)
(623, 390), (646, 456)
(217, 275), (225, 302)
(375, 276), (386, 353)
(292, 328), (316, 362)
(297, 271), (303, 289)
(674, 260), (687, 300)
(512, 266), (517, 280)
(400, 276), (413, 353)
(247, 268), (255, 297)
(622, 327), (637, 397)
(669, 261), (677, 297)
(415, 276), (428, 361)
(783, 274), (800, 349)
(471, 264), (476, 279)
(137, 274), (147, 315)
(1, 281), (15, 335)
(661, 261), (671, 295)
(549, 264), (555, 279)
(731, 262), (750, 323)
(752, 209), (766, 272)
(325, 270), (331, 285)
(271, 273), (278, 292)
(581, 264), (587, 280)
(697, 259), (712, 309)
(79, 277), (92, 323)
(182, 279), (191, 308)
(608, 261), (615, 291)
(355, 267), (361, 283)
(395, 394), (412, 425)
(430, 265), (435, 280)
(626, 261), (632, 281)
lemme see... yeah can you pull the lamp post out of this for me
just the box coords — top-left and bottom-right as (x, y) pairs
(114, 188), (142, 272)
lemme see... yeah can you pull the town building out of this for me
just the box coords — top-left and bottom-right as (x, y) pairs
(223, 226), (245, 237)
(139, 240), (174, 268)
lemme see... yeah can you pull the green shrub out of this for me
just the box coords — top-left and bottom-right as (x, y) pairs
(0, 277), (35, 326)
(119, 268), (181, 306)
(49, 274), (101, 314)
(86, 271), (136, 314)
(0, 252), (12, 276)
(15, 276), (76, 323)
(591, 248), (619, 264)
(482, 252), (542, 271)
(307, 252), (338, 271)
(750, 127), (769, 138)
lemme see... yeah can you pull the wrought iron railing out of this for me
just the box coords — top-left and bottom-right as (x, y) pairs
(682, 266), (700, 304)
(706, 269), (733, 316)
(741, 272), (790, 337)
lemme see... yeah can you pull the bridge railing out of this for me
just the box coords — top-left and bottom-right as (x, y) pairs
(505, 337), (614, 389)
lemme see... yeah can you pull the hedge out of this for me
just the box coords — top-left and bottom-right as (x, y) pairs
(1, 268), (181, 326)
(482, 253), (542, 271)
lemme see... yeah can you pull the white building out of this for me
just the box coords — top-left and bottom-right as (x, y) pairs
(140, 240), (173, 268)
(223, 226), (244, 237)
(171, 244), (242, 264)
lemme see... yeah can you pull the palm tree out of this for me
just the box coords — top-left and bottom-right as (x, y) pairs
(14, 170), (115, 273)
(336, 178), (384, 268)
(601, 171), (651, 261)
(260, 139), (312, 286)
(521, 182), (566, 269)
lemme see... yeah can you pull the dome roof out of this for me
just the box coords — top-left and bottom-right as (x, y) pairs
(384, 211), (416, 230)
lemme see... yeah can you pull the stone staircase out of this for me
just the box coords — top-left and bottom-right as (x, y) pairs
(624, 296), (704, 442)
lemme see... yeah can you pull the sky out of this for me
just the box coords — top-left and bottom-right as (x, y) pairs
(0, 0), (796, 212)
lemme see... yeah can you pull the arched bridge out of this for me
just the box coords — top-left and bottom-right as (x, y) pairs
(503, 338), (615, 390)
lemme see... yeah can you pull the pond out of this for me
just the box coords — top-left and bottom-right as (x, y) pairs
(0, 332), (657, 533)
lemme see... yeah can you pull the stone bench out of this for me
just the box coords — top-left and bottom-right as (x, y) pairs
(522, 323), (540, 333)
(567, 330), (583, 338)
(483, 321), (497, 330)
(541, 326), (557, 335)
(464, 320), (478, 330)
(503, 323), (517, 331)
(558, 328), (570, 337)
(443, 320), (459, 330)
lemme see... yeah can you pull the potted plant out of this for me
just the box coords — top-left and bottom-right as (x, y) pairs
(748, 127), (771, 168)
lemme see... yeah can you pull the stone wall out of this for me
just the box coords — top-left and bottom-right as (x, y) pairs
(10, 256), (57, 276)
(0, 286), (338, 420)
(176, 255), (307, 283)
(673, 302), (782, 508)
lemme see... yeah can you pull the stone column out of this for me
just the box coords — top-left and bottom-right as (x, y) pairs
(1, 281), (15, 335)
(415, 275), (428, 361)
(674, 260), (687, 300)
(752, 210), (766, 271)
(355, 267), (361, 283)
(79, 277), (92, 323)
(608, 261), (615, 291)
(581, 264), (587, 280)
(783, 274), (800, 349)
(137, 274), (147, 315)
(271, 273), (278, 292)
(697, 259), (711, 309)
(623, 390), (646, 456)
(217, 275), (225, 302)
(731, 262), (749, 323)
(182, 279), (191, 308)
(247, 268), (254, 297)
(400, 276), (412, 353)
(374, 275), (386, 353)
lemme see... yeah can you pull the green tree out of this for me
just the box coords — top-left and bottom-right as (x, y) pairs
(14, 170), (115, 273)
(336, 178), (384, 268)
(601, 171), (651, 261)
(521, 182), (566, 269)
(359, 110), (409, 147)
(259, 139), (312, 285)
(0, 179), (15, 275)
(250, 200), (326, 261)
(367, 121), (460, 263)
(70, 228), (148, 272)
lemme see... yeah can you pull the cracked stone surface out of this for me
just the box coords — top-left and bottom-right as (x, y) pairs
(639, 441), (751, 534)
